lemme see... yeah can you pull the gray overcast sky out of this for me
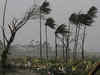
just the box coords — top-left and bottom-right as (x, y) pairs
(0, 0), (100, 52)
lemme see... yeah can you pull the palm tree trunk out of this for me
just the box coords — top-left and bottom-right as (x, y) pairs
(40, 7), (42, 63)
(73, 24), (80, 60)
(76, 25), (80, 57)
(55, 33), (57, 61)
(82, 26), (86, 60)
(73, 25), (78, 60)
(45, 25), (48, 61)
(65, 37), (68, 63)
(67, 23), (71, 61)
(62, 34), (65, 61)
(65, 33), (70, 63)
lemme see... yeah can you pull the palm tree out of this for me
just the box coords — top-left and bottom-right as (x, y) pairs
(69, 12), (81, 60)
(69, 6), (97, 60)
(55, 24), (69, 62)
(79, 6), (98, 60)
(45, 17), (56, 61)
(65, 24), (71, 62)
(40, 1), (51, 63)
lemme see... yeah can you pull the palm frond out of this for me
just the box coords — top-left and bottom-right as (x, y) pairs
(87, 6), (98, 18)
(40, 1), (51, 14)
(69, 13), (80, 25)
(79, 6), (98, 26)
(55, 24), (69, 34)
(79, 14), (94, 26)
(45, 17), (56, 29)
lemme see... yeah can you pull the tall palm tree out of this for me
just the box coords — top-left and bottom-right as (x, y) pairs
(45, 17), (56, 61)
(79, 6), (98, 60)
(66, 24), (71, 62)
(69, 6), (97, 60)
(55, 24), (65, 61)
(69, 13), (81, 60)
(40, 1), (51, 63)
(55, 24), (69, 62)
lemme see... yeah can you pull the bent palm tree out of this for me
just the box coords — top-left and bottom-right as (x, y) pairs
(79, 6), (98, 60)
(40, 1), (51, 63)
(69, 13), (81, 60)
(69, 6), (97, 60)
(45, 17), (56, 61)
(55, 24), (69, 62)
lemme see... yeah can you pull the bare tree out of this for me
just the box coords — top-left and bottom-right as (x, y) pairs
(1, 1), (50, 74)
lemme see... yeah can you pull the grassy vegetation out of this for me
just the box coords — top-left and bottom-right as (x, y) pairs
(23, 56), (100, 75)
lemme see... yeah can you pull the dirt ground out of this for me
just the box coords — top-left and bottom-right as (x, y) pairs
(0, 68), (40, 75)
